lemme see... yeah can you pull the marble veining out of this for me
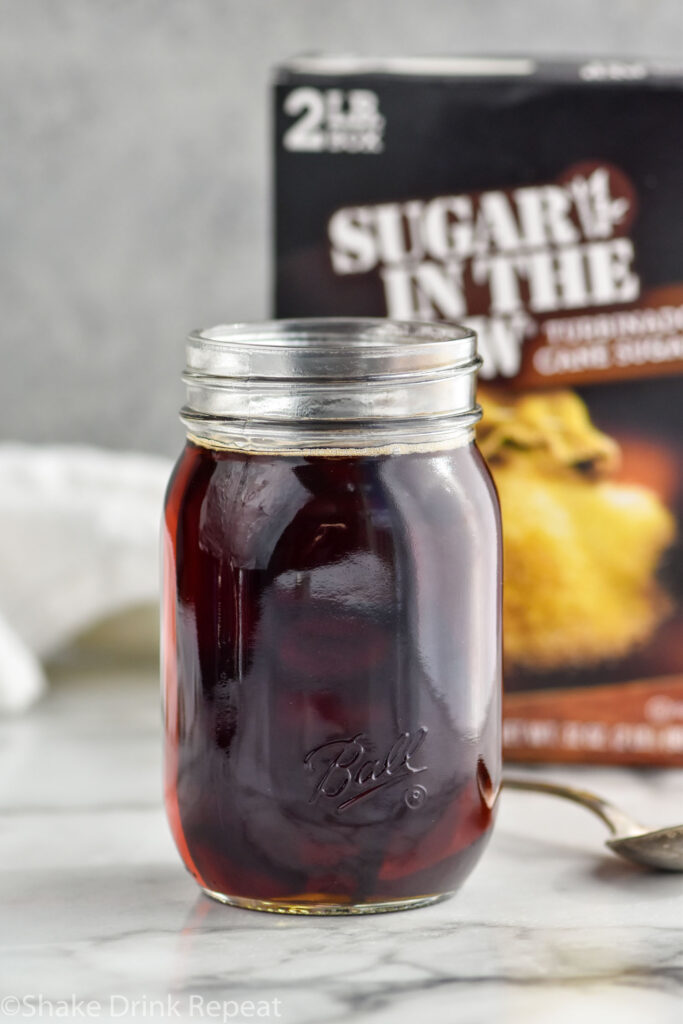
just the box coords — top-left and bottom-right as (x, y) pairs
(1, 664), (682, 1024)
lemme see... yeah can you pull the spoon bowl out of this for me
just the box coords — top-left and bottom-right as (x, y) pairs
(606, 825), (683, 871)
(504, 775), (683, 872)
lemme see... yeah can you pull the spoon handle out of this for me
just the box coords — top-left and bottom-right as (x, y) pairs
(503, 775), (645, 838)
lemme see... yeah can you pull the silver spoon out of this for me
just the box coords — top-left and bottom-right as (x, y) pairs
(504, 775), (683, 871)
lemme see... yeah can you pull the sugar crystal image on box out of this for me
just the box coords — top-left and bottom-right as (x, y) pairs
(477, 388), (675, 673)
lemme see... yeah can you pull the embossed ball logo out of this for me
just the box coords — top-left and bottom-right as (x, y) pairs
(304, 728), (428, 814)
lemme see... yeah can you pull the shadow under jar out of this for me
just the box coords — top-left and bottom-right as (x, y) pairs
(162, 319), (502, 914)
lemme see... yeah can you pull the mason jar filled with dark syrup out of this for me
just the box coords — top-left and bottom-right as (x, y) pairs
(162, 318), (501, 914)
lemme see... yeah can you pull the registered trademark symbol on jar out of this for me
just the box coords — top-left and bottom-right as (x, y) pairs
(404, 784), (427, 810)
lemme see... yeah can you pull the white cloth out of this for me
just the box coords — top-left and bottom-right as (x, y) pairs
(0, 444), (172, 712)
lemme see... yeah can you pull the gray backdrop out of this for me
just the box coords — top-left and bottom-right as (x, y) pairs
(3, 0), (682, 455)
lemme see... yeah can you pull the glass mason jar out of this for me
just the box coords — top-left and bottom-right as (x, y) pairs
(162, 318), (501, 915)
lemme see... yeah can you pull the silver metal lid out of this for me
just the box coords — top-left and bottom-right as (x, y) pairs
(182, 318), (481, 453)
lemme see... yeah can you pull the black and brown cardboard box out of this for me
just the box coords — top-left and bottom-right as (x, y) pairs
(273, 56), (683, 764)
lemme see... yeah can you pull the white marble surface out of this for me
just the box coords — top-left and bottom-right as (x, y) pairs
(1, 662), (682, 1024)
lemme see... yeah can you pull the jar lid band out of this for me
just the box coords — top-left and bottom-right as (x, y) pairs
(181, 317), (481, 450)
(186, 318), (477, 379)
(182, 318), (481, 449)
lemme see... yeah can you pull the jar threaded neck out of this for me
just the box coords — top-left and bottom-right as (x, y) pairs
(182, 318), (481, 453)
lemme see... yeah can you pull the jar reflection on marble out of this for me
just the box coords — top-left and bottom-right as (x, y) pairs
(162, 319), (502, 914)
